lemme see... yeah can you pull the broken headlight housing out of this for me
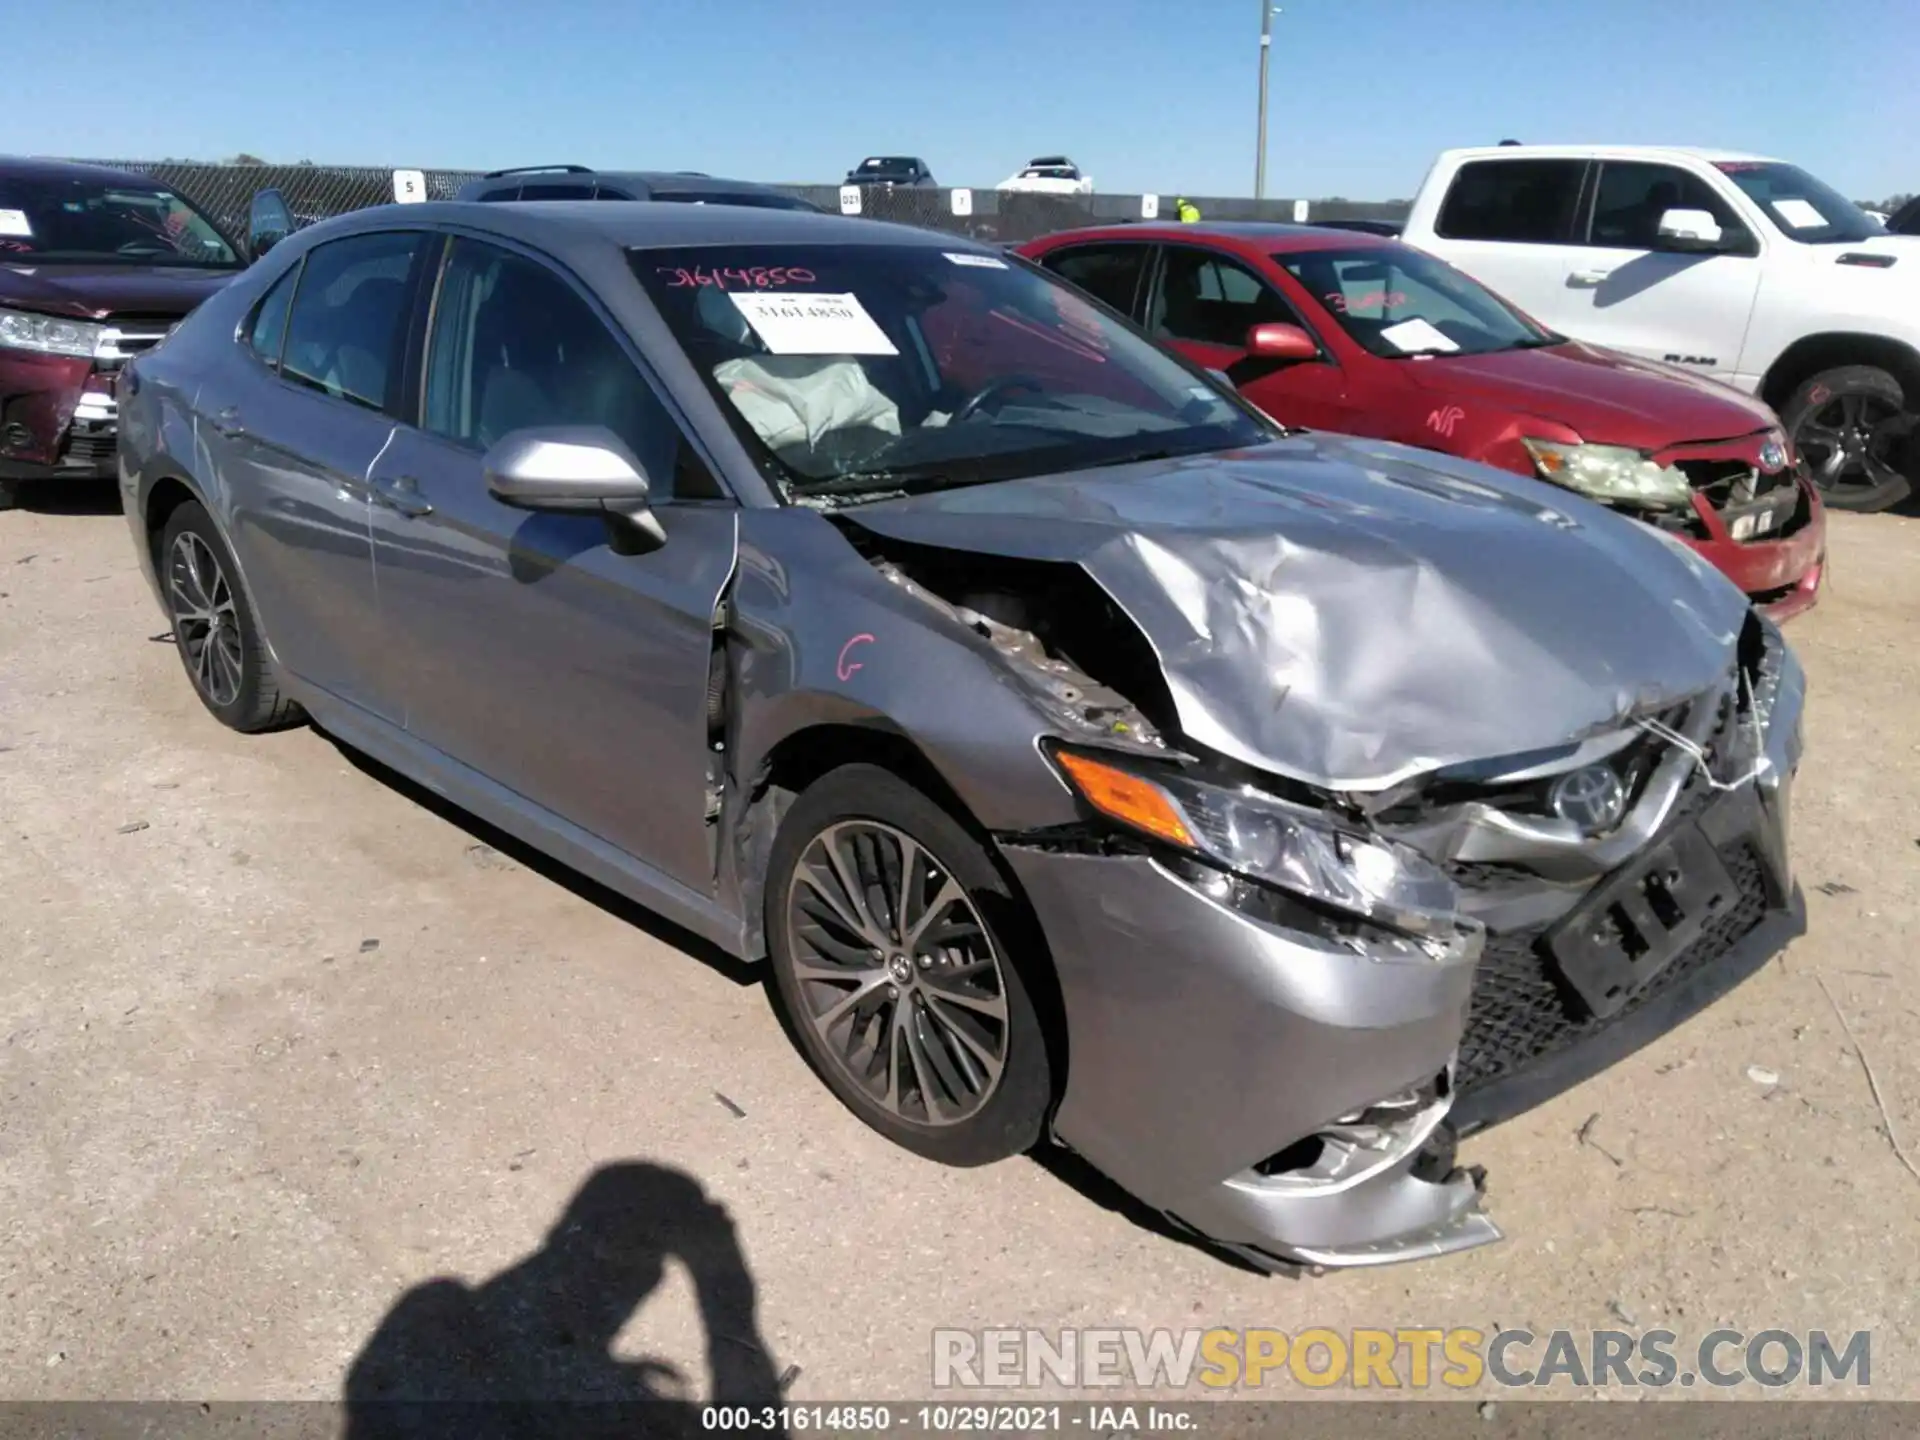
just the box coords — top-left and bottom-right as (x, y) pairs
(1521, 438), (1693, 508)
(1050, 749), (1462, 938)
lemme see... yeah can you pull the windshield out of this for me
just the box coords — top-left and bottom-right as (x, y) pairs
(1714, 161), (1879, 244)
(1020, 168), (1078, 180)
(1277, 245), (1554, 358)
(0, 175), (239, 267)
(859, 159), (915, 174)
(630, 243), (1269, 502)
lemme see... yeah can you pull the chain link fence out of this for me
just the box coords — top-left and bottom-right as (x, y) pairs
(82, 159), (1410, 247)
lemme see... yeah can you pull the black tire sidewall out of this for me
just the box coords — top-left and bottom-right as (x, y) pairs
(1782, 365), (1913, 512)
(765, 763), (1052, 1167)
(158, 501), (275, 729)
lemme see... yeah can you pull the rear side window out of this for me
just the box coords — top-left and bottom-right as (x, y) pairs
(279, 231), (426, 411)
(245, 262), (301, 372)
(1588, 162), (1750, 251)
(1041, 244), (1150, 316)
(1435, 159), (1585, 243)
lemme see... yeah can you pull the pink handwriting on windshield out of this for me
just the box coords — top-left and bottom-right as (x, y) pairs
(656, 266), (818, 291)
(1325, 290), (1409, 314)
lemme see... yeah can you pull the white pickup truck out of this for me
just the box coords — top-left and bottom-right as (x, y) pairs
(1402, 144), (1919, 511)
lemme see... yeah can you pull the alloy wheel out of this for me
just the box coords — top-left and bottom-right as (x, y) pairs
(1791, 391), (1909, 504)
(783, 820), (1010, 1127)
(166, 531), (244, 709)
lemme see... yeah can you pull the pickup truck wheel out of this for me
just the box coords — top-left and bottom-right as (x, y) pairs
(1782, 366), (1915, 513)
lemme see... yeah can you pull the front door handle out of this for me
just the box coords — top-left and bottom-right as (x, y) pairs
(1568, 268), (1613, 287)
(371, 474), (433, 519)
(210, 406), (247, 438)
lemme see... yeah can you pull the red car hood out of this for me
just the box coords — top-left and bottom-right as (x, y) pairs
(1405, 341), (1777, 449)
(0, 262), (238, 320)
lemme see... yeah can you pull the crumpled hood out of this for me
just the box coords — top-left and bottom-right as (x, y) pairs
(851, 435), (1751, 791)
(1406, 342), (1775, 450)
(0, 263), (237, 320)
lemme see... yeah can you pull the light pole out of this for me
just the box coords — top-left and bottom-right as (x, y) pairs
(1255, 3), (1279, 200)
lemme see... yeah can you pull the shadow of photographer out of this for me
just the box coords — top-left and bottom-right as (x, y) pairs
(345, 1160), (785, 1439)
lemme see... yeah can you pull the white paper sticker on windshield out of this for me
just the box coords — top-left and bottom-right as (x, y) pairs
(728, 292), (899, 356)
(0, 209), (33, 237)
(1379, 317), (1459, 354)
(945, 252), (1007, 269)
(1771, 198), (1825, 229)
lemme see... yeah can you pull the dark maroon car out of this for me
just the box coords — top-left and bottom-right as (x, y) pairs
(1, 158), (243, 503)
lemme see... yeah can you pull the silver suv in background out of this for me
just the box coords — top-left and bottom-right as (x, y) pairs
(455, 165), (823, 211)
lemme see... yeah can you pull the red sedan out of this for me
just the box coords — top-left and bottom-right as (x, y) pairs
(1020, 223), (1825, 621)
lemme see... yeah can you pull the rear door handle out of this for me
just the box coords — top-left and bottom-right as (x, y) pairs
(210, 406), (246, 438)
(1568, 268), (1613, 287)
(371, 474), (433, 519)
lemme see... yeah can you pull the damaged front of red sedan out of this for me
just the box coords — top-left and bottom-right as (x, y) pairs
(1020, 223), (1826, 622)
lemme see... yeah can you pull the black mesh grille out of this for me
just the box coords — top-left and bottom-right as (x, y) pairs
(1456, 842), (1769, 1094)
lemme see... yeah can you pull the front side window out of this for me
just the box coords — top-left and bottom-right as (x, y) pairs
(1041, 244), (1150, 316)
(1278, 246), (1555, 358)
(1435, 159), (1585, 244)
(279, 231), (425, 410)
(423, 238), (716, 498)
(1149, 247), (1303, 348)
(1713, 161), (1879, 244)
(630, 243), (1267, 502)
(245, 262), (302, 371)
(0, 174), (238, 267)
(1589, 163), (1751, 251)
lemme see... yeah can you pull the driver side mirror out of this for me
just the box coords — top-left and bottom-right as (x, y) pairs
(1246, 322), (1319, 361)
(247, 188), (295, 260)
(1656, 208), (1725, 251)
(483, 425), (666, 556)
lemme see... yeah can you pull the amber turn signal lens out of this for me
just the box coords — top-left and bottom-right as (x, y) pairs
(1054, 751), (1195, 849)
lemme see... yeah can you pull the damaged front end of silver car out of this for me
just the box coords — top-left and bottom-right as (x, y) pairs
(839, 443), (1806, 1274)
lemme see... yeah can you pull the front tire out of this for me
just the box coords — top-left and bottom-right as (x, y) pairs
(158, 500), (304, 732)
(1781, 365), (1915, 512)
(766, 764), (1052, 1167)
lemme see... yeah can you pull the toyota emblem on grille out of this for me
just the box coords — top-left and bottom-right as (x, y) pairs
(1548, 764), (1628, 834)
(1758, 439), (1788, 473)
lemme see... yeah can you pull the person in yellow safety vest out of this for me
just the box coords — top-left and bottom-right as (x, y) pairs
(1176, 197), (1202, 223)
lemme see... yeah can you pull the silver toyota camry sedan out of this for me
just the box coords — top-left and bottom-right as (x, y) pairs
(115, 201), (1806, 1271)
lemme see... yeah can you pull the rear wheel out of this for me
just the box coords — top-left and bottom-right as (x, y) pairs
(1781, 365), (1915, 512)
(158, 500), (304, 732)
(766, 764), (1052, 1167)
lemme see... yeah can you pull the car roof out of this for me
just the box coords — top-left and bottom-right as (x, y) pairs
(1435, 144), (1783, 166)
(1027, 221), (1400, 255)
(0, 154), (179, 187)
(307, 198), (965, 253)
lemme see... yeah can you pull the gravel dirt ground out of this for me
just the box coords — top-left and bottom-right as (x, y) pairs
(2, 484), (1916, 1408)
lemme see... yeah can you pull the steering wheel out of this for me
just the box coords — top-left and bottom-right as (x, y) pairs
(952, 374), (1047, 425)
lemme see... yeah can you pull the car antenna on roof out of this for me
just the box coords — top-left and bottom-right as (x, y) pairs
(1498, 138), (1522, 146)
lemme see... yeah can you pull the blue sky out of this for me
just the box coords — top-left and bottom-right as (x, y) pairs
(9, 0), (1914, 202)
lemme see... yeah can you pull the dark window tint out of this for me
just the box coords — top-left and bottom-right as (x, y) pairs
(1589, 162), (1750, 250)
(476, 186), (521, 202)
(423, 238), (719, 499)
(1435, 159), (1584, 243)
(518, 182), (597, 200)
(280, 231), (424, 410)
(245, 262), (301, 371)
(1891, 197), (1920, 236)
(1149, 247), (1301, 348)
(1041, 244), (1150, 316)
